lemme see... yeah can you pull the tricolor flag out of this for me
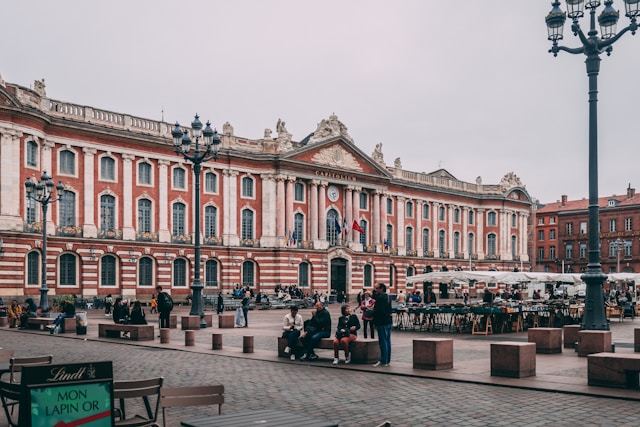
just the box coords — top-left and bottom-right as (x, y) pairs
(334, 217), (342, 234)
(352, 220), (365, 234)
(342, 219), (349, 236)
(383, 239), (389, 251)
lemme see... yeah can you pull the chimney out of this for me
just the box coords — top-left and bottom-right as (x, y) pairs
(561, 195), (568, 206)
(627, 184), (635, 199)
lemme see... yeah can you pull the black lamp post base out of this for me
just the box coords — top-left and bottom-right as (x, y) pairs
(39, 287), (50, 317)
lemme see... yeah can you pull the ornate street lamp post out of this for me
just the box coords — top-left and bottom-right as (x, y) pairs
(546, 0), (638, 330)
(24, 171), (65, 316)
(172, 114), (221, 328)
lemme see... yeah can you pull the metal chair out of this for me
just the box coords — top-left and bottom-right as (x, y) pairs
(113, 377), (163, 427)
(2, 355), (53, 384)
(0, 380), (21, 427)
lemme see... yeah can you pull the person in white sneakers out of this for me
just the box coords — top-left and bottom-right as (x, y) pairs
(332, 305), (360, 365)
(282, 305), (303, 360)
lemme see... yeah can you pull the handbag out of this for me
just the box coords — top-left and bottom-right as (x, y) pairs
(364, 309), (374, 318)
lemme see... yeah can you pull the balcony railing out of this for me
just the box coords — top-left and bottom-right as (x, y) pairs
(423, 250), (434, 258)
(136, 231), (159, 242)
(439, 252), (449, 259)
(56, 226), (83, 237)
(203, 236), (223, 246)
(172, 234), (193, 244)
(240, 238), (260, 248)
(364, 245), (378, 253)
(98, 228), (123, 240)
(455, 252), (464, 259)
(406, 249), (418, 257)
(299, 240), (314, 250)
(24, 222), (43, 233)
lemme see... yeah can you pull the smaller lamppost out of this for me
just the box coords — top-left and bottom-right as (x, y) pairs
(172, 114), (221, 328)
(25, 171), (65, 315)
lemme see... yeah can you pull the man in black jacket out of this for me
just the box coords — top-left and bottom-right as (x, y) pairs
(156, 286), (172, 329)
(300, 302), (331, 361)
(373, 283), (392, 367)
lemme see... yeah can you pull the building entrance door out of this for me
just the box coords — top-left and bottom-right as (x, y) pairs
(330, 258), (347, 301)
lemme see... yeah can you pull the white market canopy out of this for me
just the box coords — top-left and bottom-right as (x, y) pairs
(405, 271), (640, 286)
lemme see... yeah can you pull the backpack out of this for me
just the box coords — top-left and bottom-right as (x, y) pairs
(161, 292), (174, 312)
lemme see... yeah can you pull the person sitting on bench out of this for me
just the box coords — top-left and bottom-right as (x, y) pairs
(300, 302), (331, 361)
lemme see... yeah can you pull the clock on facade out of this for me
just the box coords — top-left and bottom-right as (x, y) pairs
(327, 185), (340, 202)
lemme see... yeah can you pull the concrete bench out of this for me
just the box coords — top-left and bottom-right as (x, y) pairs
(588, 353), (640, 389)
(219, 314), (235, 328)
(181, 316), (201, 330)
(27, 317), (54, 330)
(413, 338), (453, 370)
(277, 336), (380, 364)
(490, 342), (536, 378)
(60, 317), (77, 333)
(98, 323), (154, 341)
(528, 327), (562, 354)
(563, 325), (581, 349)
(578, 330), (612, 357)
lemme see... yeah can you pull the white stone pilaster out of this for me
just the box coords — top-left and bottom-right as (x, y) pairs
(83, 147), (98, 238)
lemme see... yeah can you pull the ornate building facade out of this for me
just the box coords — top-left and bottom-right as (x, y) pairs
(0, 75), (533, 301)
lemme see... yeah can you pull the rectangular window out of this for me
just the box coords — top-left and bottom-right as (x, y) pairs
(294, 182), (304, 202)
(138, 162), (152, 185)
(580, 243), (587, 258)
(173, 168), (185, 189)
(27, 141), (38, 167)
(549, 230), (556, 240)
(26, 197), (37, 223)
(609, 219), (616, 232)
(538, 230), (544, 241)
(566, 244), (573, 259)
(138, 200), (151, 233)
(359, 193), (368, 210)
(205, 172), (217, 193)
(439, 206), (445, 221)
(580, 221), (587, 234)
(550, 217), (556, 224)
(566, 223), (573, 236)
(100, 157), (115, 181)
(242, 177), (254, 198)
(60, 193), (76, 227)
(487, 211), (497, 226)
(60, 150), (75, 175)
(406, 202), (413, 218)
(423, 203), (430, 220)
(468, 209), (473, 225)
(625, 217), (632, 232)
(453, 208), (460, 223)
(538, 217), (544, 225)
(624, 240), (632, 257)
(386, 198), (393, 215)
(549, 246), (556, 259)
(538, 247), (544, 261)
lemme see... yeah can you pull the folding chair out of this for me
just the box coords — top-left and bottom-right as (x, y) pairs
(113, 377), (163, 427)
(2, 355), (53, 384)
(160, 385), (224, 427)
(0, 380), (21, 427)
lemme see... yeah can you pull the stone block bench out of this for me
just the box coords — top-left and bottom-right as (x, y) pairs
(588, 353), (640, 389)
(27, 317), (54, 330)
(277, 337), (380, 364)
(98, 323), (154, 341)
(528, 327), (562, 354)
(60, 317), (77, 333)
(413, 338), (453, 370)
(490, 342), (536, 378)
(563, 325), (581, 349)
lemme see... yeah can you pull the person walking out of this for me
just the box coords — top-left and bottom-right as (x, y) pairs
(372, 283), (392, 367)
(156, 286), (173, 329)
(216, 292), (224, 315)
(150, 294), (158, 314)
(241, 291), (250, 328)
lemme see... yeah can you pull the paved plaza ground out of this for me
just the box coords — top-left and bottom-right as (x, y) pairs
(2, 303), (640, 426)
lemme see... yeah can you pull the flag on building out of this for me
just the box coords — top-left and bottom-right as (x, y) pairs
(383, 238), (389, 251)
(334, 217), (341, 234)
(292, 231), (297, 245)
(352, 220), (365, 234)
(342, 219), (349, 236)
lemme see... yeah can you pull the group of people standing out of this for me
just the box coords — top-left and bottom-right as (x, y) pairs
(282, 283), (393, 367)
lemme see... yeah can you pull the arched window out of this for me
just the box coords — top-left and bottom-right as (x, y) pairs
(100, 157), (115, 181)
(453, 231), (460, 254)
(242, 261), (255, 287)
(138, 199), (152, 233)
(100, 195), (115, 230)
(326, 209), (340, 246)
(511, 235), (517, 257)
(204, 206), (217, 238)
(487, 233), (497, 256)
(406, 266), (415, 288)
(406, 201), (414, 218)
(27, 251), (40, 285)
(298, 262), (309, 287)
(138, 162), (152, 185)
(205, 259), (219, 288)
(364, 264), (373, 288)
(438, 230), (446, 254)
(422, 228), (430, 252)
(173, 168), (186, 189)
(59, 253), (77, 286)
(241, 209), (254, 240)
(172, 203), (186, 236)
(468, 233), (475, 256)
(454, 208), (460, 223)
(173, 258), (188, 287)
(100, 255), (117, 287)
(405, 227), (414, 251)
(139, 257), (154, 287)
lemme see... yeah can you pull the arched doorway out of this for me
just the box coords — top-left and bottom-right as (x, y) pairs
(330, 258), (347, 300)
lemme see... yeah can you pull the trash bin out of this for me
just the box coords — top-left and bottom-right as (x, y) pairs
(76, 311), (88, 335)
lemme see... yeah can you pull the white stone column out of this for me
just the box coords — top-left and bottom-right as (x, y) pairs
(275, 175), (286, 243)
(396, 196), (405, 252)
(285, 177), (295, 239)
(223, 169), (239, 246)
(372, 190), (381, 246)
(462, 207), (469, 256)
(82, 148), (98, 238)
(310, 180), (319, 241)
(432, 203), (438, 252)
(351, 187), (360, 243)
(0, 128), (23, 230)
(380, 193), (388, 248)
(318, 182), (327, 240)
(416, 201), (422, 252)
(345, 186), (353, 242)
(260, 174), (277, 247)
(477, 209), (485, 258)
(447, 204), (454, 257)
(158, 160), (170, 242)
(520, 213), (530, 262)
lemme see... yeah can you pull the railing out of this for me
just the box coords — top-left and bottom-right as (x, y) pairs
(24, 222), (43, 233)
(56, 226), (83, 237)
(240, 238), (260, 248)
(98, 228), (123, 240)
(423, 250), (434, 258)
(364, 245), (378, 253)
(203, 236), (223, 246)
(172, 234), (192, 244)
(136, 231), (159, 242)
(406, 249), (417, 257)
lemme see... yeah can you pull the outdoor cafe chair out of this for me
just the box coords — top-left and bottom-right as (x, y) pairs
(113, 377), (163, 427)
(2, 355), (53, 384)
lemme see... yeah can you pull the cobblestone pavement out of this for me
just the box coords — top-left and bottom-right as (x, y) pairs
(2, 304), (640, 426)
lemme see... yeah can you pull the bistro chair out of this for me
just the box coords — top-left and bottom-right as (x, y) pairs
(113, 377), (163, 427)
(160, 384), (224, 427)
(2, 355), (53, 384)
(0, 379), (21, 427)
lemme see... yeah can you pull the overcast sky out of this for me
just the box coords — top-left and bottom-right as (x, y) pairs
(2, 1), (639, 204)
